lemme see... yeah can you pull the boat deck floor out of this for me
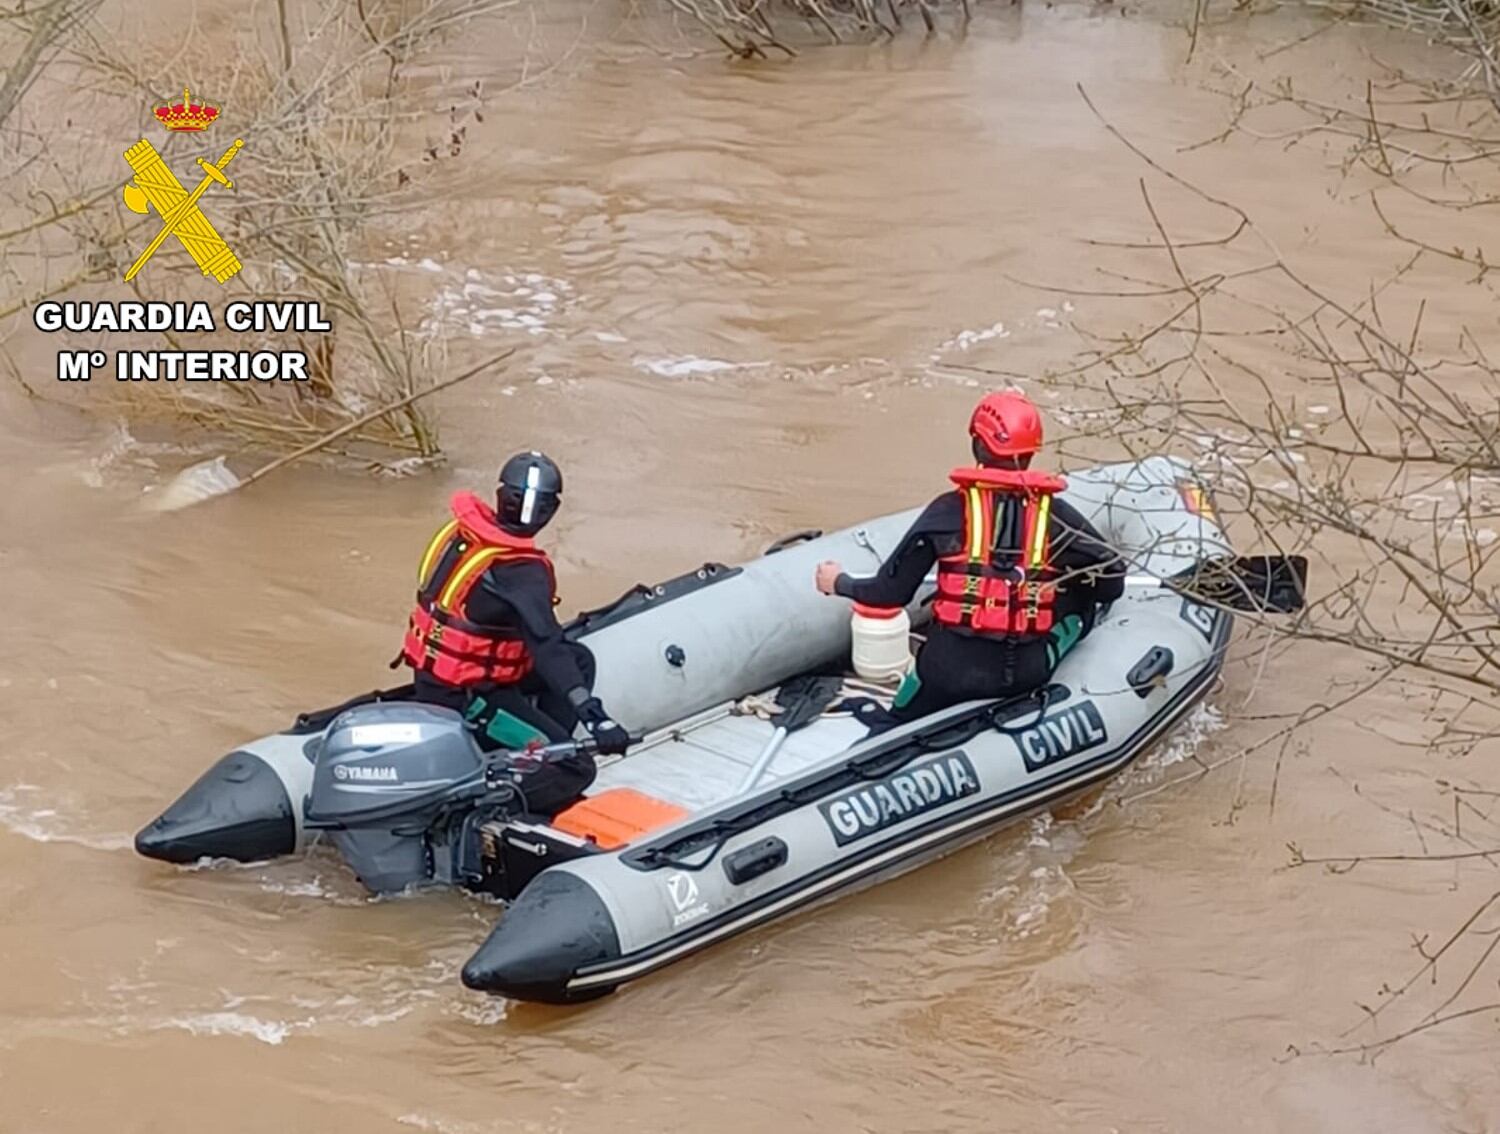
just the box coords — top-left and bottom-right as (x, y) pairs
(594, 686), (887, 813)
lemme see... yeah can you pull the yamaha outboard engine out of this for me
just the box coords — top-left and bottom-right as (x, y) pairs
(305, 703), (493, 893)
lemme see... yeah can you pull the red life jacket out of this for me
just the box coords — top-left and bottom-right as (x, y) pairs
(399, 491), (556, 688)
(932, 466), (1068, 638)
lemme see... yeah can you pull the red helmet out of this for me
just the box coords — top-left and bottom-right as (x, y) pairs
(969, 391), (1042, 460)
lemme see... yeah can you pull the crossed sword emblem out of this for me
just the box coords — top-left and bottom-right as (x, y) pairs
(121, 137), (244, 283)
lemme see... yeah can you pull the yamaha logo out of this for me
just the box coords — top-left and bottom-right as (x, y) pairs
(332, 764), (399, 783)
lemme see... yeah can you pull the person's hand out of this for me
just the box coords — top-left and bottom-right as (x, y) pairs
(815, 560), (843, 596)
(586, 716), (631, 756)
(575, 697), (629, 755)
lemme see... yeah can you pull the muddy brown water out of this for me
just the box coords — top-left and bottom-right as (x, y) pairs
(2, 4), (1499, 1131)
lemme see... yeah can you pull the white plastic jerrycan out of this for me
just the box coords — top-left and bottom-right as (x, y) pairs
(850, 602), (913, 684)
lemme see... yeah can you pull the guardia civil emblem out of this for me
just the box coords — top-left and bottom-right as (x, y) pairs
(121, 87), (244, 284)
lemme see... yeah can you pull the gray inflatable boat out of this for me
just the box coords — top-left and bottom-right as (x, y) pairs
(136, 457), (1235, 1003)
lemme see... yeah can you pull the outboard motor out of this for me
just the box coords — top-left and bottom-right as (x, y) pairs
(305, 703), (495, 894)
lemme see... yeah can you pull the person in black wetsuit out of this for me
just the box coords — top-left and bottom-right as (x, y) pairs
(815, 391), (1125, 722)
(397, 451), (630, 814)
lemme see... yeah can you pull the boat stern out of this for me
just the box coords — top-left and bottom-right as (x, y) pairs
(135, 748), (299, 864)
(462, 869), (623, 1004)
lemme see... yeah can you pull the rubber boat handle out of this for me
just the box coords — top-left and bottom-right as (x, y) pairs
(724, 837), (788, 885)
(1126, 646), (1175, 698)
(764, 529), (824, 555)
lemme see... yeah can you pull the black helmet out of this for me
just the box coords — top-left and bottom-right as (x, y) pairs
(496, 451), (563, 536)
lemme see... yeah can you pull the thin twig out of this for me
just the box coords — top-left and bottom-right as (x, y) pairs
(233, 347), (516, 494)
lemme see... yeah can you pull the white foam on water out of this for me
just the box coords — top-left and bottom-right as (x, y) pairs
(175, 854), (260, 872)
(423, 266), (575, 341)
(976, 811), (1087, 940)
(632, 354), (741, 378)
(76, 423), (225, 495)
(1145, 701), (1227, 770)
(96, 947), (467, 1047)
(79, 422), (139, 488)
(397, 1116), (492, 1134)
(173, 853), (372, 906)
(152, 1011), (308, 1045)
(1009, 863), (1076, 938)
(352, 1005), (417, 1028)
(256, 877), (335, 899)
(451, 997), (510, 1026)
(377, 456), (440, 479)
(980, 703), (1225, 939)
(0, 784), (131, 851)
(928, 320), (1011, 361)
(1026, 810), (1055, 849)
(955, 321), (1010, 350)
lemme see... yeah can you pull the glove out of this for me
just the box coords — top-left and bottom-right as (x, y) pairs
(1094, 571), (1126, 605)
(587, 717), (630, 756)
(577, 697), (630, 755)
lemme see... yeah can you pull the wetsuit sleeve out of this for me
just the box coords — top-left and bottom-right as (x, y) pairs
(468, 560), (591, 698)
(1049, 499), (1125, 603)
(833, 494), (963, 608)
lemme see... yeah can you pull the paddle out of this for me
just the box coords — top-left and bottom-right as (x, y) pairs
(736, 674), (846, 794)
(1135, 554), (1307, 614)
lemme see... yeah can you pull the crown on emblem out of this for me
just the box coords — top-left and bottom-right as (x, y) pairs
(153, 86), (219, 132)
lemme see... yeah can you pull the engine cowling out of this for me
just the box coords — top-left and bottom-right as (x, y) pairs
(307, 703), (481, 820)
(306, 702), (486, 893)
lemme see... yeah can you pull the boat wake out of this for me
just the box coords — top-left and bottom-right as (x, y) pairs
(0, 783), (131, 851)
(173, 849), (376, 907)
(88, 950), (474, 1047)
(981, 700), (1227, 939)
(1141, 701), (1228, 772)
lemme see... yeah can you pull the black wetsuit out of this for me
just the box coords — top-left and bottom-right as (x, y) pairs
(836, 490), (1126, 720)
(412, 557), (597, 814)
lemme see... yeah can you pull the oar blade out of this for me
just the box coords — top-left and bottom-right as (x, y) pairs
(771, 674), (846, 732)
(1170, 555), (1308, 614)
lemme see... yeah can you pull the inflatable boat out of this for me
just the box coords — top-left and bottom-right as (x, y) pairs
(137, 458), (1270, 1003)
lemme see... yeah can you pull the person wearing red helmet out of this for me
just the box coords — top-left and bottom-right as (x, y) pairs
(815, 390), (1124, 723)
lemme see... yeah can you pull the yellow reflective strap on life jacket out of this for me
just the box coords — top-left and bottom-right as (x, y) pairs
(437, 546), (510, 611)
(1029, 494), (1052, 568)
(418, 520), (460, 586)
(965, 487), (986, 561)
